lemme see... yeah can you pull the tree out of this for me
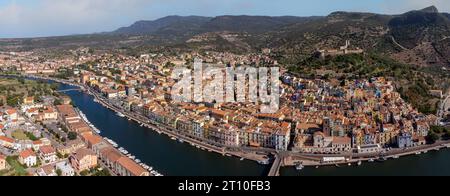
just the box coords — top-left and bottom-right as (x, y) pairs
(18, 78), (25, 85)
(53, 99), (62, 106)
(68, 132), (77, 140)
(56, 169), (62, 176)
(61, 126), (68, 133)
(93, 169), (111, 176)
(80, 170), (89, 176)
(443, 128), (450, 140)
(56, 152), (64, 159)
(427, 132), (440, 144)
(431, 126), (445, 134)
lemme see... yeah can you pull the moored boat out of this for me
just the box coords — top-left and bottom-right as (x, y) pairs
(296, 163), (304, 171)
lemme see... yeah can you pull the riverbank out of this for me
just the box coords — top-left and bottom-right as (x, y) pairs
(285, 142), (450, 168)
(86, 84), (269, 164)
(21, 74), (269, 163)
(6, 73), (450, 176)
(36, 75), (450, 174)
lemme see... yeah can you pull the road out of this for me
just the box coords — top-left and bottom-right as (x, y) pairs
(21, 74), (450, 173)
(438, 92), (450, 124)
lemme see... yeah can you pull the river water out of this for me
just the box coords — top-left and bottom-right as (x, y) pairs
(6, 75), (450, 176)
(57, 82), (270, 176)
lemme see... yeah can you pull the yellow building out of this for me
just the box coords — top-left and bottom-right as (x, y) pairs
(0, 154), (6, 171)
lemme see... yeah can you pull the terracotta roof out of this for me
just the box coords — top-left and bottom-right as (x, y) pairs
(0, 154), (5, 160)
(24, 97), (34, 102)
(39, 145), (56, 155)
(19, 149), (36, 159)
(281, 122), (291, 129)
(116, 157), (148, 176)
(296, 123), (320, 130)
(27, 108), (39, 113)
(82, 133), (103, 146)
(73, 148), (96, 160)
(5, 109), (17, 115)
(56, 105), (78, 117)
(0, 136), (14, 143)
(333, 136), (352, 144)
(44, 107), (55, 113)
(101, 147), (122, 162)
(40, 164), (55, 175)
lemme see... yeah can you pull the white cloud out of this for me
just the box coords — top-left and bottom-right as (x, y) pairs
(0, 0), (157, 37)
(1, 0), (450, 38)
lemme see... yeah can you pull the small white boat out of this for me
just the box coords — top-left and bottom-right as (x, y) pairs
(415, 152), (422, 155)
(368, 159), (374, 163)
(295, 163), (304, 171)
(116, 112), (125, 117)
(170, 137), (176, 140)
(240, 158), (245, 161)
(257, 160), (270, 165)
(135, 159), (141, 163)
(357, 161), (362, 166)
(393, 155), (399, 159)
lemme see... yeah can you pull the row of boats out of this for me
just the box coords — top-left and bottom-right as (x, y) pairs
(77, 108), (163, 176)
(103, 137), (163, 176)
(304, 151), (428, 171)
(78, 110), (101, 134)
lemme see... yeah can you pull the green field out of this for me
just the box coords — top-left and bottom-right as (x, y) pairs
(0, 77), (59, 107)
(11, 130), (29, 140)
(5, 156), (28, 176)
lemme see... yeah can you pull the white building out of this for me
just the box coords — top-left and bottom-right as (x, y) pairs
(55, 161), (75, 176)
(19, 149), (37, 167)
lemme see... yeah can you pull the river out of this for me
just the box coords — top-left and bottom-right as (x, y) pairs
(56, 82), (270, 176)
(6, 75), (450, 176)
(281, 148), (450, 176)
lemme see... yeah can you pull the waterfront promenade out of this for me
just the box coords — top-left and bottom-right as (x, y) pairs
(11, 74), (450, 176)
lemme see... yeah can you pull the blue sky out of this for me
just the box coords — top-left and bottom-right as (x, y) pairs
(0, 0), (448, 38)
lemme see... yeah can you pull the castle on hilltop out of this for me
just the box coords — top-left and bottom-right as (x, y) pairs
(316, 40), (364, 59)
